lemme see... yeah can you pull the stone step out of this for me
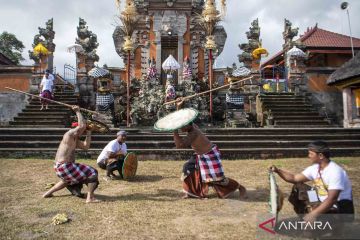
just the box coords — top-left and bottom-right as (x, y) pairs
(9, 120), (65, 125)
(269, 108), (315, 112)
(275, 120), (329, 126)
(18, 111), (70, 115)
(13, 116), (67, 120)
(1, 147), (359, 159)
(2, 134), (360, 141)
(29, 101), (78, 105)
(273, 112), (320, 116)
(4, 125), (66, 128)
(1, 127), (359, 135)
(273, 125), (333, 128)
(1, 140), (358, 149)
(25, 105), (72, 109)
(264, 104), (313, 108)
(273, 116), (325, 120)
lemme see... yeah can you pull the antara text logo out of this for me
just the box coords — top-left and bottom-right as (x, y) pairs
(258, 217), (333, 235)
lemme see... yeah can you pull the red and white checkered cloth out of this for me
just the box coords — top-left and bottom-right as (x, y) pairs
(196, 145), (225, 183)
(54, 162), (98, 185)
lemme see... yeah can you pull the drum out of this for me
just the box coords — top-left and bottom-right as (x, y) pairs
(154, 108), (199, 132)
(122, 152), (138, 179)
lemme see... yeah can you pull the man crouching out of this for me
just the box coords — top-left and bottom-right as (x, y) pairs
(43, 105), (100, 203)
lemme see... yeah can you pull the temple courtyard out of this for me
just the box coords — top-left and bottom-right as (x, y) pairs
(0, 157), (359, 239)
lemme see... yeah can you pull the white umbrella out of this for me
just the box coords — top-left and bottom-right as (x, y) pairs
(233, 66), (251, 77)
(162, 54), (180, 72)
(88, 66), (110, 78)
(67, 43), (84, 53)
(287, 46), (306, 57)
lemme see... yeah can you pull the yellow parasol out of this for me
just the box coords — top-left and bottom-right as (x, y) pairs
(252, 47), (269, 59)
(33, 43), (49, 56)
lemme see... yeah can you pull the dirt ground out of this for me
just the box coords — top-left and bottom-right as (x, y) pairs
(0, 157), (358, 240)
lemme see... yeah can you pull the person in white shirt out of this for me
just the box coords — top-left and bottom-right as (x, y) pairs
(97, 130), (128, 180)
(39, 70), (55, 110)
(270, 141), (354, 222)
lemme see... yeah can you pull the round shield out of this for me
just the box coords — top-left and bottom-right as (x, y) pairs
(86, 119), (110, 133)
(122, 152), (138, 179)
(154, 108), (198, 132)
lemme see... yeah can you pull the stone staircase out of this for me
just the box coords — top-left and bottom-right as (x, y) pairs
(259, 92), (332, 128)
(8, 90), (78, 128)
(0, 127), (359, 160)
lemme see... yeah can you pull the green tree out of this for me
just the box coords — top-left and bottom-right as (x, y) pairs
(0, 31), (25, 65)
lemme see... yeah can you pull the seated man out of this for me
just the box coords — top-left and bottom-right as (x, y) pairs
(97, 130), (127, 180)
(271, 141), (354, 222)
(174, 122), (247, 199)
(43, 106), (100, 203)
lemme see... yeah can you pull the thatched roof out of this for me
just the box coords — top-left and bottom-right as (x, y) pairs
(327, 52), (360, 86)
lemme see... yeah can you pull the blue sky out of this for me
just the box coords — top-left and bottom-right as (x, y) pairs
(0, 0), (359, 72)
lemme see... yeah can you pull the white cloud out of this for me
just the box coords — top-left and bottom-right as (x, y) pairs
(1, 0), (359, 73)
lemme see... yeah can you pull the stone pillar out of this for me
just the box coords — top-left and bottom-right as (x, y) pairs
(177, 35), (184, 83)
(342, 88), (352, 128)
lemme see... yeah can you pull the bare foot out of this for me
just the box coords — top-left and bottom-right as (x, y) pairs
(40, 106), (44, 111)
(45, 106), (49, 110)
(181, 194), (189, 199)
(239, 185), (247, 200)
(86, 198), (102, 203)
(42, 192), (53, 198)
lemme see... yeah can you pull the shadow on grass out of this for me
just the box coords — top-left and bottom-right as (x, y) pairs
(241, 188), (270, 203)
(95, 189), (182, 202)
(125, 174), (169, 183)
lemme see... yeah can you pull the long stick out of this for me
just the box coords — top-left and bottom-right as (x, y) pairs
(163, 75), (255, 105)
(5, 87), (102, 115)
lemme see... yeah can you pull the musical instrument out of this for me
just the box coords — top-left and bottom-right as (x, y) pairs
(122, 152), (138, 179)
(154, 108), (198, 132)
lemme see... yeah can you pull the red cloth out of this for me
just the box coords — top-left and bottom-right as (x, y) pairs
(196, 145), (225, 182)
(54, 162), (97, 185)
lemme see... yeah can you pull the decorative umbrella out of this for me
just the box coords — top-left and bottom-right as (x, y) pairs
(88, 66), (110, 78)
(233, 66), (251, 77)
(287, 46), (306, 57)
(33, 43), (49, 56)
(162, 54), (180, 73)
(67, 43), (84, 53)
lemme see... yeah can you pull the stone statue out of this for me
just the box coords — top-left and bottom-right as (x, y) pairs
(76, 18), (99, 63)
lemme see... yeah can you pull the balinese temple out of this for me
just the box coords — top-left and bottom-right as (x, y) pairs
(113, 0), (227, 85)
(261, 23), (360, 124)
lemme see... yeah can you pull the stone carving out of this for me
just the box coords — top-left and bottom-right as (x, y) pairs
(29, 18), (56, 63)
(283, 19), (299, 48)
(237, 18), (261, 69)
(76, 18), (99, 64)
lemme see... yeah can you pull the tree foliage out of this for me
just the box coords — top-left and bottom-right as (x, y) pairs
(0, 31), (25, 64)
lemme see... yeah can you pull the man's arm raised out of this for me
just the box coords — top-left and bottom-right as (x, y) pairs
(67, 106), (87, 138)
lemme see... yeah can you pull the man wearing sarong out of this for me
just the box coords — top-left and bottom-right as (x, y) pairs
(39, 70), (54, 110)
(96, 130), (128, 180)
(43, 106), (100, 203)
(270, 141), (354, 222)
(174, 123), (247, 199)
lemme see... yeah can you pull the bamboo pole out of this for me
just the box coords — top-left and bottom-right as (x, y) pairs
(163, 75), (254, 105)
(5, 87), (103, 116)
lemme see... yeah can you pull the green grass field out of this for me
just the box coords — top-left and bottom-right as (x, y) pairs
(0, 158), (358, 240)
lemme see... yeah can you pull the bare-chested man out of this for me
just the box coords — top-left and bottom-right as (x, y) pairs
(43, 106), (100, 203)
(174, 119), (247, 199)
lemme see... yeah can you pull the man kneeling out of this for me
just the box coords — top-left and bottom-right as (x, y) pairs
(43, 106), (100, 203)
(174, 123), (246, 199)
(97, 130), (127, 180)
(271, 141), (354, 222)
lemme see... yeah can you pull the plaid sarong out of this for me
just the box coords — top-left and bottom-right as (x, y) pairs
(96, 93), (114, 111)
(196, 145), (225, 183)
(54, 162), (98, 185)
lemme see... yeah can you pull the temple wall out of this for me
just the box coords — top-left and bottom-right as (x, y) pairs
(149, 17), (156, 60)
(198, 48), (205, 79)
(183, 17), (191, 60)
(307, 73), (343, 125)
(134, 47), (142, 79)
(0, 93), (28, 126)
(0, 67), (32, 92)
